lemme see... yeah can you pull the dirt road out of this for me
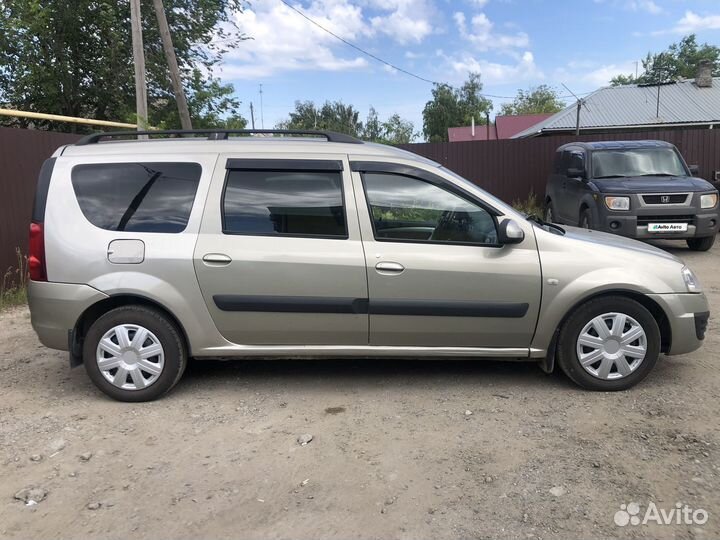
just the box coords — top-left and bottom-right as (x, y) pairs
(1, 240), (719, 540)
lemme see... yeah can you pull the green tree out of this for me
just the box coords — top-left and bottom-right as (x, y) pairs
(279, 100), (363, 137)
(361, 107), (415, 144)
(610, 34), (720, 86)
(499, 85), (565, 116)
(0, 0), (248, 132)
(422, 72), (492, 142)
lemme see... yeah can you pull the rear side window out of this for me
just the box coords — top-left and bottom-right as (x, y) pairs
(222, 170), (347, 238)
(71, 162), (201, 233)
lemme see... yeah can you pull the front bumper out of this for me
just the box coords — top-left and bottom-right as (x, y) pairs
(646, 292), (710, 355)
(28, 281), (108, 351)
(598, 211), (719, 239)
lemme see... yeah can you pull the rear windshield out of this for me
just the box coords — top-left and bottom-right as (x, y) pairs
(71, 162), (201, 233)
(592, 148), (687, 178)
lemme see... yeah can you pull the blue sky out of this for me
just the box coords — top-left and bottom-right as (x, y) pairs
(216, 0), (720, 135)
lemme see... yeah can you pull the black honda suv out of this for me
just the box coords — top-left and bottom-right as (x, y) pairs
(544, 140), (719, 251)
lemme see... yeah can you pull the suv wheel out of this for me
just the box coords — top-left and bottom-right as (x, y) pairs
(687, 235), (716, 252)
(556, 296), (660, 391)
(544, 201), (556, 223)
(579, 208), (593, 229)
(83, 305), (187, 402)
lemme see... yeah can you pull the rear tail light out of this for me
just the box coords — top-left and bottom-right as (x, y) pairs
(29, 221), (47, 281)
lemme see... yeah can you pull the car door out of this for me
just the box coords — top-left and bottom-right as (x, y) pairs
(561, 149), (588, 224)
(193, 154), (368, 345)
(350, 159), (542, 349)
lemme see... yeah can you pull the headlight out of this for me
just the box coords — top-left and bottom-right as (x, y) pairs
(700, 193), (718, 209)
(681, 265), (702, 293)
(605, 196), (630, 211)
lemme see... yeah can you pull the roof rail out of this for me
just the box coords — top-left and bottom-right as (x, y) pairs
(74, 129), (363, 146)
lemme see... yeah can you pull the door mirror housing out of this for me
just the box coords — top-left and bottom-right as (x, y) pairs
(567, 167), (586, 180)
(689, 164), (700, 176)
(498, 219), (525, 245)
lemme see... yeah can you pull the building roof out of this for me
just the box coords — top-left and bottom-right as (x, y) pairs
(513, 77), (720, 138)
(448, 113), (553, 141)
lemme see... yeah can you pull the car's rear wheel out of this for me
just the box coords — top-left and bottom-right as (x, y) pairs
(544, 200), (556, 223)
(556, 296), (660, 391)
(83, 305), (187, 402)
(687, 235), (716, 252)
(579, 208), (593, 229)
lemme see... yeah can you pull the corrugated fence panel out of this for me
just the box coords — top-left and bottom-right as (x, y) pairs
(0, 128), (80, 280)
(400, 128), (720, 204)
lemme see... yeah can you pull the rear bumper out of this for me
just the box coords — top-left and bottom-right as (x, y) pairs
(28, 281), (108, 351)
(597, 212), (719, 239)
(646, 292), (710, 355)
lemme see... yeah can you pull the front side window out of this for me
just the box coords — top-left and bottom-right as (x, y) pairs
(362, 173), (498, 245)
(223, 170), (347, 238)
(592, 148), (687, 178)
(71, 162), (201, 233)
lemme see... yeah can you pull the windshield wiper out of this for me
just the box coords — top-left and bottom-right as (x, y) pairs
(525, 213), (564, 234)
(594, 174), (626, 179)
(636, 173), (678, 177)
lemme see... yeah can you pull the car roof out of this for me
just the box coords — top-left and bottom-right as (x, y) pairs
(58, 133), (439, 167)
(556, 140), (676, 152)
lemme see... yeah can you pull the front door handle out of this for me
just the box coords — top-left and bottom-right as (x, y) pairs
(375, 262), (405, 274)
(202, 253), (232, 266)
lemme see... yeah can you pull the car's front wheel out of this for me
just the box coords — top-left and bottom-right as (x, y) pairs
(83, 305), (187, 402)
(556, 296), (660, 391)
(687, 235), (716, 252)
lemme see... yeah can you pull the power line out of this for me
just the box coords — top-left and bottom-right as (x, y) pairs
(217, 0), (596, 101)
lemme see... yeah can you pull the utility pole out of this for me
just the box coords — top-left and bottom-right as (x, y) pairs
(130, 0), (148, 131)
(259, 84), (265, 129)
(250, 102), (256, 130)
(152, 0), (192, 130)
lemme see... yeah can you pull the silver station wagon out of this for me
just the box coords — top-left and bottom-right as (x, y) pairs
(27, 130), (710, 401)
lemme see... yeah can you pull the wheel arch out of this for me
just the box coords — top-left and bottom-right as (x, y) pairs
(540, 288), (672, 373)
(70, 294), (191, 366)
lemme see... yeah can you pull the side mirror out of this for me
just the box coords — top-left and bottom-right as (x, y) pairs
(567, 167), (586, 180)
(498, 219), (525, 245)
(689, 164), (700, 176)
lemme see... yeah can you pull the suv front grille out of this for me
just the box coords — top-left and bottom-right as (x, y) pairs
(641, 193), (689, 205)
(637, 215), (695, 226)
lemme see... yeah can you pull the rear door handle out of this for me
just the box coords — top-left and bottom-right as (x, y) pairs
(375, 262), (405, 274)
(202, 253), (232, 266)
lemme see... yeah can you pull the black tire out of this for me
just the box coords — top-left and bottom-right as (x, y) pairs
(83, 305), (187, 402)
(556, 296), (661, 391)
(687, 235), (716, 252)
(544, 200), (556, 223)
(579, 207), (593, 229)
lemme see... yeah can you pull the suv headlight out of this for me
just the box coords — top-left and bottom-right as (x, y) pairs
(605, 196), (630, 210)
(700, 193), (718, 209)
(681, 265), (702, 293)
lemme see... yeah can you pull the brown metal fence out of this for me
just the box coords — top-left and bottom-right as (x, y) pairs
(1, 127), (718, 283)
(0, 127), (80, 280)
(400, 128), (720, 204)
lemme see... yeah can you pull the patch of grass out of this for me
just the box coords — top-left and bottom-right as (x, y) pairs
(1, 248), (28, 311)
(512, 191), (544, 218)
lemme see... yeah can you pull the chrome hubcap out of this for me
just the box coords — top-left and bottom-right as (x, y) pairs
(96, 324), (164, 390)
(576, 312), (647, 380)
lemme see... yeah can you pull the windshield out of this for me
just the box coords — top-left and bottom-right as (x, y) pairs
(592, 148), (687, 178)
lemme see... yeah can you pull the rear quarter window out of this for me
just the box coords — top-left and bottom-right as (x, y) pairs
(71, 162), (201, 233)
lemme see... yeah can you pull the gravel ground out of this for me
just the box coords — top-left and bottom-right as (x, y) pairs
(1, 239), (719, 540)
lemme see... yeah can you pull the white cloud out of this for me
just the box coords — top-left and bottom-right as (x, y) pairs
(454, 10), (529, 51)
(554, 60), (637, 88)
(625, 0), (662, 15)
(366, 0), (436, 45)
(673, 10), (720, 33)
(221, 0), (372, 79)
(443, 50), (544, 85)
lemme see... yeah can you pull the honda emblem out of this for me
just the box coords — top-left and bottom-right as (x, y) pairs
(660, 195), (670, 203)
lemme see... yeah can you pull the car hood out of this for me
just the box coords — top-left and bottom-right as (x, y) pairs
(560, 225), (681, 262)
(590, 175), (716, 193)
